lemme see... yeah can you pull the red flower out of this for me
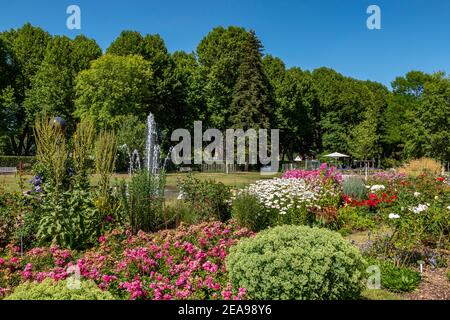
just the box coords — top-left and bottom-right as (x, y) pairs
(436, 177), (445, 182)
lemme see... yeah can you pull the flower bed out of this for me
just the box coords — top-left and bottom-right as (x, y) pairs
(0, 221), (253, 300)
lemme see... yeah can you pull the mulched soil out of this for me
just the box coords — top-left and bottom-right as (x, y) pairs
(402, 266), (450, 300)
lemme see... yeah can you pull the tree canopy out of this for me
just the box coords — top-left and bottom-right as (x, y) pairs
(0, 23), (448, 166)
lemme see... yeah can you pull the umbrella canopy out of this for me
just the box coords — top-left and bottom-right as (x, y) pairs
(294, 156), (302, 162)
(324, 152), (349, 159)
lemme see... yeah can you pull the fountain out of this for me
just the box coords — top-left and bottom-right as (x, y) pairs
(144, 113), (160, 175)
(129, 149), (141, 174)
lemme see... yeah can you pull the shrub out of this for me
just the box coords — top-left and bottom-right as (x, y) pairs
(366, 258), (421, 292)
(337, 206), (374, 232)
(399, 157), (442, 177)
(231, 192), (276, 231)
(342, 176), (367, 201)
(178, 175), (231, 222)
(4, 278), (114, 300)
(226, 225), (366, 300)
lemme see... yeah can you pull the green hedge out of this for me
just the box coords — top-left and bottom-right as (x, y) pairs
(0, 156), (36, 168)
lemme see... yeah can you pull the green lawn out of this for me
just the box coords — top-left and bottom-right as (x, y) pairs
(0, 171), (280, 193)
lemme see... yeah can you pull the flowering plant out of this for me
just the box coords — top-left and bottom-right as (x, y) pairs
(282, 163), (343, 185)
(0, 221), (252, 300)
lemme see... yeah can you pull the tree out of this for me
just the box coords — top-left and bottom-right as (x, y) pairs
(107, 31), (181, 146)
(106, 30), (144, 56)
(347, 110), (379, 160)
(25, 36), (75, 125)
(196, 26), (248, 129)
(312, 68), (373, 155)
(383, 71), (434, 162)
(24, 35), (101, 134)
(229, 30), (273, 130)
(71, 35), (102, 72)
(415, 74), (450, 162)
(0, 23), (51, 155)
(74, 54), (153, 128)
(275, 68), (316, 160)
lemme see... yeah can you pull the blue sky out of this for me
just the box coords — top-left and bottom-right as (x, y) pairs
(1, 0), (449, 87)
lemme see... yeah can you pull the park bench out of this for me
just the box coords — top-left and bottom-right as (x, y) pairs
(0, 167), (17, 175)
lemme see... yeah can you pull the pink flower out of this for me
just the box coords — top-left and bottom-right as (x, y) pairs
(22, 263), (33, 280)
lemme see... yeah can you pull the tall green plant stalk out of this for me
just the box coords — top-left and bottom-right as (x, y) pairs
(34, 116), (67, 192)
(72, 119), (96, 187)
(95, 130), (118, 198)
(120, 170), (166, 234)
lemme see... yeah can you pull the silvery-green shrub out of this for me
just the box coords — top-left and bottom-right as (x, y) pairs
(226, 225), (366, 299)
(5, 278), (114, 300)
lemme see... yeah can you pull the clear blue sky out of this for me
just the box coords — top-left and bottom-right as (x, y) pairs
(1, 0), (449, 87)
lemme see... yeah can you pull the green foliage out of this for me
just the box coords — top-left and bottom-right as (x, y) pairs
(74, 54), (153, 129)
(164, 200), (200, 226)
(366, 258), (421, 292)
(229, 30), (272, 130)
(115, 115), (146, 172)
(0, 155), (36, 168)
(0, 23), (50, 155)
(196, 26), (248, 129)
(342, 176), (368, 201)
(226, 225), (366, 299)
(178, 175), (231, 222)
(33, 116), (68, 191)
(33, 118), (117, 249)
(24, 35), (101, 133)
(72, 119), (96, 186)
(231, 192), (275, 231)
(4, 278), (114, 300)
(94, 130), (118, 198)
(119, 170), (168, 234)
(337, 206), (374, 232)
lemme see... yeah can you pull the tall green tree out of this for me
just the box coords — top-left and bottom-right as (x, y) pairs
(229, 30), (273, 130)
(409, 74), (450, 162)
(196, 26), (248, 129)
(0, 23), (51, 155)
(383, 71), (434, 162)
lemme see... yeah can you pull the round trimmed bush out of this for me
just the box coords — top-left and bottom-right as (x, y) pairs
(226, 225), (366, 300)
(4, 278), (114, 300)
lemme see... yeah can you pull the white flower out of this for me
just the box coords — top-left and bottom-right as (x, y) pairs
(447, 205), (450, 210)
(388, 213), (400, 219)
(414, 192), (421, 197)
(434, 196), (439, 200)
(236, 177), (332, 215)
(370, 185), (385, 192)
(410, 204), (428, 214)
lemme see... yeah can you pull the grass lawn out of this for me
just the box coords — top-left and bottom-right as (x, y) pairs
(0, 171), (280, 193)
